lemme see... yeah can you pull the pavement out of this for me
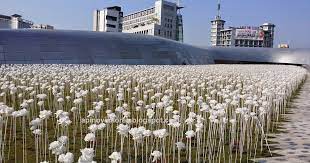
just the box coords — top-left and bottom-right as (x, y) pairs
(254, 75), (310, 163)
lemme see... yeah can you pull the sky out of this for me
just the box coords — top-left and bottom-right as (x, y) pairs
(1, 0), (310, 48)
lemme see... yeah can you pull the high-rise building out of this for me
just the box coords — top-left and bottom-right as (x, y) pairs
(94, 0), (183, 42)
(0, 14), (33, 29)
(176, 0), (184, 42)
(93, 6), (123, 32)
(122, 0), (181, 41)
(210, 19), (225, 46)
(210, 0), (275, 48)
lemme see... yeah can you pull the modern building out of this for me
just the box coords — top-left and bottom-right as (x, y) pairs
(0, 29), (309, 70)
(0, 14), (33, 29)
(94, 0), (184, 42)
(210, 1), (275, 48)
(0, 14), (54, 30)
(213, 25), (275, 48)
(122, 0), (183, 42)
(176, 3), (184, 42)
(31, 24), (54, 30)
(93, 6), (123, 32)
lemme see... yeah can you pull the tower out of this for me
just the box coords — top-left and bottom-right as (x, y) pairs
(176, 0), (184, 42)
(260, 23), (275, 48)
(210, 0), (225, 46)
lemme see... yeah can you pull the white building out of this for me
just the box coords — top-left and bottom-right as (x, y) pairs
(122, 0), (183, 41)
(31, 24), (54, 30)
(93, 6), (123, 32)
(93, 0), (183, 42)
(0, 14), (54, 30)
(211, 21), (275, 48)
(0, 14), (33, 29)
(210, 1), (275, 48)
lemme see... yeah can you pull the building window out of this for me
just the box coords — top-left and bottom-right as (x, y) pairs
(106, 16), (117, 21)
(106, 24), (116, 28)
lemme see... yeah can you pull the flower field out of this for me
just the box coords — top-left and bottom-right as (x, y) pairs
(0, 64), (307, 163)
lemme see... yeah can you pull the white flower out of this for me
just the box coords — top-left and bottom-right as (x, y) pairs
(11, 108), (29, 117)
(168, 119), (180, 128)
(195, 123), (203, 132)
(32, 129), (42, 135)
(97, 123), (106, 130)
(107, 113), (117, 122)
(147, 109), (155, 119)
(185, 130), (195, 138)
(58, 152), (74, 163)
(122, 111), (130, 118)
(49, 141), (61, 151)
(84, 133), (96, 142)
(30, 118), (42, 130)
(39, 110), (52, 119)
(37, 94), (47, 100)
(49, 140), (66, 155)
(153, 129), (168, 139)
(57, 116), (72, 126)
(137, 100), (144, 106)
(129, 127), (145, 142)
(73, 98), (83, 105)
(151, 150), (162, 162)
(109, 152), (121, 162)
(71, 107), (78, 112)
(37, 101), (44, 106)
(143, 130), (152, 137)
(87, 110), (96, 118)
(117, 124), (130, 136)
(78, 148), (95, 163)
(176, 142), (186, 150)
(57, 98), (64, 103)
(200, 103), (210, 112)
(58, 136), (69, 145)
(20, 101), (29, 108)
(88, 124), (98, 133)
(115, 106), (124, 113)
(185, 117), (195, 125)
(165, 106), (173, 113)
(55, 110), (69, 118)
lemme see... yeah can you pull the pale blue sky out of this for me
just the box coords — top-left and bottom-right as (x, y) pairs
(1, 0), (309, 48)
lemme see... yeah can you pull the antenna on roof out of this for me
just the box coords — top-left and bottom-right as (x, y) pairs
(216, 0), (221, 19)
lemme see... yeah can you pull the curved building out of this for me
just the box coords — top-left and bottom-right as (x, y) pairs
(0, 29), (309, 69)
